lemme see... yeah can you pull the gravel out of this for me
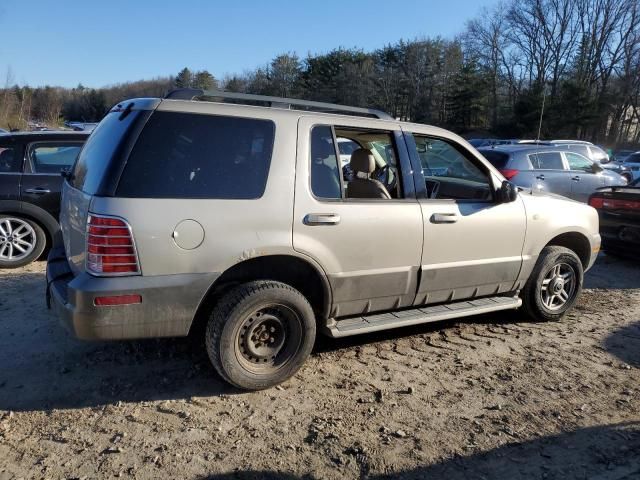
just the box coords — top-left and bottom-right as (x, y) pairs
(0, 253), (639, 479)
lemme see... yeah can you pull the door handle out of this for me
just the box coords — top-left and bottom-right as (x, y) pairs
(571, 176), (581, 182)
(303, 213), (341, 226)
(24, 187), (51, 195)
(535, 174), (545, 180)
(431, 213), (459, 224)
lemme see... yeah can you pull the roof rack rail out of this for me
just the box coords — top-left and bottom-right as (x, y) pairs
(164, 88), (393, 120)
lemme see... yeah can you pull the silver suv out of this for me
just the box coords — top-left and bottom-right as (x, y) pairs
(47, 90), (601, 390)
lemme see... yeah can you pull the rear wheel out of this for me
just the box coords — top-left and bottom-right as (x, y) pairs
(205, 280), (316, 390)
(521, 246), (583, 321)
(0, 215), (46, 268)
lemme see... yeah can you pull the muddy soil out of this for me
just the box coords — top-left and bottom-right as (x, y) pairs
(0, 254), (639, 479)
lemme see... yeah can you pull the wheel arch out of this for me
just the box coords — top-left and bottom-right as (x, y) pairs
(190, 253), (332, 336)
(543, 231), (591, 269)
(0, 200), (60, 251)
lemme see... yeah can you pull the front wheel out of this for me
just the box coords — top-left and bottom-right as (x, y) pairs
(205, 280), (316, 390)
(521, 246), (584, 321)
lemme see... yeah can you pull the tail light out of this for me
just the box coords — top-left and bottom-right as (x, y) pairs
(589, 196), (640, 211)
(86, 214), (140, 276)
(500, 169), (519, 180)
(588, 196), (604, 209)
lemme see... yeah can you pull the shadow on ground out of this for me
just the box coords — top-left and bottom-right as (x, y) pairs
(584, 253), (640, 289)
(604, 320), (640, 368)
(198, 422), (640, 479)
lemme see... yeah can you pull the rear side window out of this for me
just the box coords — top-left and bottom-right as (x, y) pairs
(117, 112), (275, 199)
(0, 146), (19, 173)
(479, 150), (510, 169)
(72, 110), (143, 194)
(587, 146), (607, 162)
(29, 143), (83, 174)
(529, 152), (564, 170)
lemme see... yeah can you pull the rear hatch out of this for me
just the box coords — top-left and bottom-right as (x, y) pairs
(60, 99), (159, 274)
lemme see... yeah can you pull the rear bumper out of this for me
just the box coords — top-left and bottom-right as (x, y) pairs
(46, 247), (219, 340)
(599, 213), (640, 257)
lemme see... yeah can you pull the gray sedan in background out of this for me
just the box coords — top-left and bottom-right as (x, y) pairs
(478, 145), (627, 202)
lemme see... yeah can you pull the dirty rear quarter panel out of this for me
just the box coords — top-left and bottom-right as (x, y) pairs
(89, 110), (300, 277)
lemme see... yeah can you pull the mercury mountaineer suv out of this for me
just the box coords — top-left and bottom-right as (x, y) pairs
(47, 89), (601, 390)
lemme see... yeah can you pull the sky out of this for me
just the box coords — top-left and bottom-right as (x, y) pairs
(0, 0), (498, 88)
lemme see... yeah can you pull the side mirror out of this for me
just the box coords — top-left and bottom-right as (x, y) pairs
(499, 180), (518, 203)
(592, 162), (604, 173)
(60, 167), (73, 181)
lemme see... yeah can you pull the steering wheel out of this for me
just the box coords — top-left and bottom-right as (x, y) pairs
(374, 164), (398, 194)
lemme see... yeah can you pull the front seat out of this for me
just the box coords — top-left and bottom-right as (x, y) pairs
(346, 148), (391, 199)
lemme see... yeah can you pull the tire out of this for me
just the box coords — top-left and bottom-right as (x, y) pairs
(521, 246), (583, 321)
(0, 215), (46, 269)
(205, 280), (316, 390)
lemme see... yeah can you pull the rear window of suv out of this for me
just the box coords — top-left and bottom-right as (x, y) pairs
(72, 110), (144, 194)
(116, 112), (275, 199)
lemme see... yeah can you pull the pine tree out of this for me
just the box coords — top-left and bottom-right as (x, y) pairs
(192, 70), (217, 90)
(175, 68), (193, 88)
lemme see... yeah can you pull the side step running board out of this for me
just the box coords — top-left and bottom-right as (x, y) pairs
(325, 296), (521, 338)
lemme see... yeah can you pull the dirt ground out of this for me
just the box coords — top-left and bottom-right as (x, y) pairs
(0, 254), (639, 480)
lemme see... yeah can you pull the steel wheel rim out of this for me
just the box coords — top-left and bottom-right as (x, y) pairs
(236, 303), (303, 374)
(0, 218), (36, 261)
(540, 262), (576, 311)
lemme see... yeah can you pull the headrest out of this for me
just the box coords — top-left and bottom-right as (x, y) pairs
(350, 148), (375, 173)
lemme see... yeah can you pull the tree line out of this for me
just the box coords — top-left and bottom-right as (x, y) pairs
(1, 0), (639, 146)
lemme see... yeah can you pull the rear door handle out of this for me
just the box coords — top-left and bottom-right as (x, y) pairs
(24, 187), (51, 195)
(571, 176), (581, 182)
(303, 213), (341, 226)
(535, 174), (545, 180)
(431, 213), (459, 224)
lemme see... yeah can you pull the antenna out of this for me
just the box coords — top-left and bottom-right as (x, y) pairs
(536, 83), (547, 143)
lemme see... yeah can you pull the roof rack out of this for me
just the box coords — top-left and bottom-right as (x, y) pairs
(164, 88), (393, 120)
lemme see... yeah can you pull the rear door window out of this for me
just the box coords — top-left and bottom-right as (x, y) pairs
(529, 152), (564, 170)
(117, 112), (275, 199)
(310, 126), (341, 199)
(28, 143), (83, 174)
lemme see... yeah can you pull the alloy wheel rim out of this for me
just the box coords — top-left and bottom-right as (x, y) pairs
(540, 262), (576, 311)
(0, 218), (36, 261)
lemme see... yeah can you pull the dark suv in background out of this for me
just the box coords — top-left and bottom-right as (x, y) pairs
(0, 131), (89, 268)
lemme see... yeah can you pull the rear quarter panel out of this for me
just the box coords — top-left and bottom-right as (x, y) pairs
(89, 105), (301, 277)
